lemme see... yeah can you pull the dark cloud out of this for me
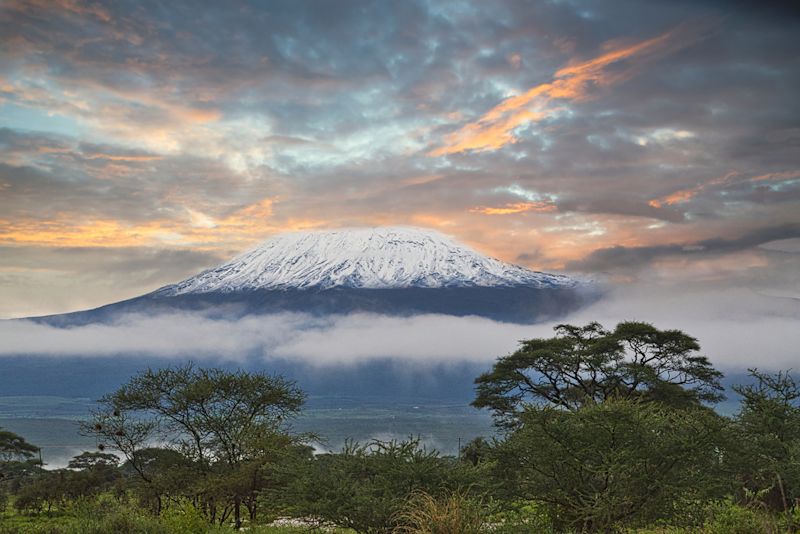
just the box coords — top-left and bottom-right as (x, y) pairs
(567, 224), (800, 273)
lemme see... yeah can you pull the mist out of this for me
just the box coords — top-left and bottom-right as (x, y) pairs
(2, 281), (798, 373)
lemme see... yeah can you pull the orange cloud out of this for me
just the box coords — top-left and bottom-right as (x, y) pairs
(470, 202), (557, 215)
(0, 197), (280, 249)
(649, 171), (739, 208)
(429, 24), (704, 156)
(750, 170), (800, 182)
(82, 153), (164, 162)
(0, 218), (180, 248)
(650, 168), (800, 208)
(5, 0), (112, 22)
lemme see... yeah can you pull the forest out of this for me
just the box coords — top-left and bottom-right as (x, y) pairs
(1, 321), (798, 533)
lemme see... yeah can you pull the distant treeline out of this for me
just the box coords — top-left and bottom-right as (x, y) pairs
(1, 321), (799, 533)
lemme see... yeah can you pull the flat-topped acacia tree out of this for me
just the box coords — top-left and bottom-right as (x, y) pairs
(474, 321), (729, 532)
(0, 428), (39, 465)
(473, 321), (724, 424)
(82, 364), (306, 529)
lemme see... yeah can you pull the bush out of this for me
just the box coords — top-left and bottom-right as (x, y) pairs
(494, 399), (726, 532)
(701, 501), (780, 534)
(394, 490), (485, 534)
(288, 437), (485, 533)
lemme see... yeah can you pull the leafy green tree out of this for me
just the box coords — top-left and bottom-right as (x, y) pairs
(730, 369), (800, 522)
(494, 399), (726, 532)
(82, 364), (306, 528)
(473, 321), (724, 424)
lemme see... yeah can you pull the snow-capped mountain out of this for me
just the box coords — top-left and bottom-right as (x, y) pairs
(32, 226), (592, 326)
(157, 226), (576, 295)
(18, 226), (595, 401)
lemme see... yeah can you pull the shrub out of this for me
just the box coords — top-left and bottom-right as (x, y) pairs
(701, 501), (780, 534)
(394, 490), (485, 534)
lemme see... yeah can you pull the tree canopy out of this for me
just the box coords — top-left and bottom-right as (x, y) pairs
(473, 321), (724, 423)
(0, 428), (39, 463)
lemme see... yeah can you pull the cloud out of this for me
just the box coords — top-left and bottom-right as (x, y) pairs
(2, 277), (798, 373)
(561, 283), (800, 371)
(428, 22), (711, 156)
(470, 201), (557, 215)
(0, 312), (533, 365)
(567, 223), (800, 273)
(648, 169), (800, 208)
(0, 1), (798, 320)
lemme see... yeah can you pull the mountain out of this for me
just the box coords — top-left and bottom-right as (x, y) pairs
(156, 226), (575, 294)
(34, 226), (591, 325)
(9, 227), (595, 401)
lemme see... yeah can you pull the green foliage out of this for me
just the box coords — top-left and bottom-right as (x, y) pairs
(459, 437), (493, 467)
(473, 321), (724, 424)
(485, 500), (555, 534)
(4, 336), (800, 533)
(0, 428), (39, 463)
(494, 398), (726, 532)
(81, 364), (307, 527)
(0, 427), (41, 492)
(66, 451), (118, 471)
(288, 437), (484, 533)
(728, 368), (800, 521)
(700, 500), (781, 534)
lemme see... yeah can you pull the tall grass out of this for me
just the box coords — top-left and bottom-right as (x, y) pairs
(393, 490), (485, 534)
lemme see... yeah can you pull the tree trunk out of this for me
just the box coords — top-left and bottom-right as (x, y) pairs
(234, 497), (242, 529)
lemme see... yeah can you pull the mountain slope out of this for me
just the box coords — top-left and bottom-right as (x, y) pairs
(155, 226), (576, 295)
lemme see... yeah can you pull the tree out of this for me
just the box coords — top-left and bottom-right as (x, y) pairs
(0, 428), (41, 487)
(494, 399), (726, 532)
(730, 369), (800, 522)
(82, 364), (306, 528)
(68, 451), (120, 470)
(0, 427), (39, 463)
(473, 321), (724, 424)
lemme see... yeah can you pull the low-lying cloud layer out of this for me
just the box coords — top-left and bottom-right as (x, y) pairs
(3, 280), (798, 372)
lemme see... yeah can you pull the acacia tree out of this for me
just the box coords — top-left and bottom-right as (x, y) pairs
(473, 321), (724, 424)
(731, 369), (800, 522)
(475, 321), (729, 532)
(0, 427), (41, 485)
(0, 428), (41, 509)
(83, 364), (306, 528)
(0, 428), (39, 464)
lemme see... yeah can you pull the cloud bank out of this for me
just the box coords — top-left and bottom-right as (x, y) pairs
(2, 281), (798, 372)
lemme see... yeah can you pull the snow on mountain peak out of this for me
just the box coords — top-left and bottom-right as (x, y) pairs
(157, 226), (577, 295)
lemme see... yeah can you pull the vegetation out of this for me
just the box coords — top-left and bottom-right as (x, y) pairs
(473, 321), (724, 423)
(1, 321), (799, 533)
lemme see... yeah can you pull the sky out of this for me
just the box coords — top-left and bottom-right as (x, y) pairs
(1, 0), (799, 320)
